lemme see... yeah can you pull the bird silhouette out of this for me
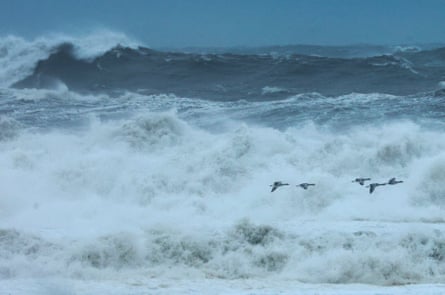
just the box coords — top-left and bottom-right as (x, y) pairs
(297, 183), (315, 190)
(366, 183), (387, 194)
(388, 177), (403, 185)
(352, 177), (371, 186)
(270, 181), (289, 192)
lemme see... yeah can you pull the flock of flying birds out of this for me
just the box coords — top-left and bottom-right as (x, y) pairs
(270, 177), (404, 194)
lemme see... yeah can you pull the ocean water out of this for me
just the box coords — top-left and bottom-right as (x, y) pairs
(1, 32), (445, 294)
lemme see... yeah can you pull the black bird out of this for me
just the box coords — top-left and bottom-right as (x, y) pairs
(297, 183), (315, 190)
(388, 177), (403, 185)
(352, 178), (371, 186)
(366, 183), (387, 194)
(270, 181), (289, 192)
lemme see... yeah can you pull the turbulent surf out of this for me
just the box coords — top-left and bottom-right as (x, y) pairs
(1, 33), (445, 294)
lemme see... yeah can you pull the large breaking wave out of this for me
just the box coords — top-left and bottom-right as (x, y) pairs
(2, 35), (444, 100)
(0, 31), (139, 88)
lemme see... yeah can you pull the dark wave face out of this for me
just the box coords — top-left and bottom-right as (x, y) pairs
(13, 43), (445, 100)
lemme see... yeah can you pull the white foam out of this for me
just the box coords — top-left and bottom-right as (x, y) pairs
(1, 112), (445, 288)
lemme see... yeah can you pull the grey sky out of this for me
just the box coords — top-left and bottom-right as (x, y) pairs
(1, 0), (444, 47)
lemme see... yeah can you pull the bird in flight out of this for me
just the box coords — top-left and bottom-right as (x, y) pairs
(270, 181), (289, 192)
(352, 178), (371, 186)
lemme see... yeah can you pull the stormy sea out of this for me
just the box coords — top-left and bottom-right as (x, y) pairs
(1, 32), (445, 294)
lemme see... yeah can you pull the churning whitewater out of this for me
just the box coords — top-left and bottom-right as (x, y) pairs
(1, 33), (445, 294)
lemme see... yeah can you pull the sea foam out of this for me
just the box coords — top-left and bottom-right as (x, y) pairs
(1, 111), (445, 286)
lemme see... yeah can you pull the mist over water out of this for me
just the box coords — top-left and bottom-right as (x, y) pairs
(1, 32), (445, 294)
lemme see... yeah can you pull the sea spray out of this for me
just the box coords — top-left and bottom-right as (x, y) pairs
(1, 33), (445, 292)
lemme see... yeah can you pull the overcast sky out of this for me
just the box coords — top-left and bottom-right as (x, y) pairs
(1, 0), (444, 47)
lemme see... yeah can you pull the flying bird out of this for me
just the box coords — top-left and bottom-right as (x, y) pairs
(352, 178), (371, 186)
(297, 183), (316, 190)
(388, 177), (403, 185)
(366, 183), (387, 194)
(270, 181), (289, 192)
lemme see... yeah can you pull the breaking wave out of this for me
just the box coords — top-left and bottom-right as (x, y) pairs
(2, 32), (445, 291)
(0, 32), (442, 99)
(1, 112), (445, 285)
(0, 31), (139, 88)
